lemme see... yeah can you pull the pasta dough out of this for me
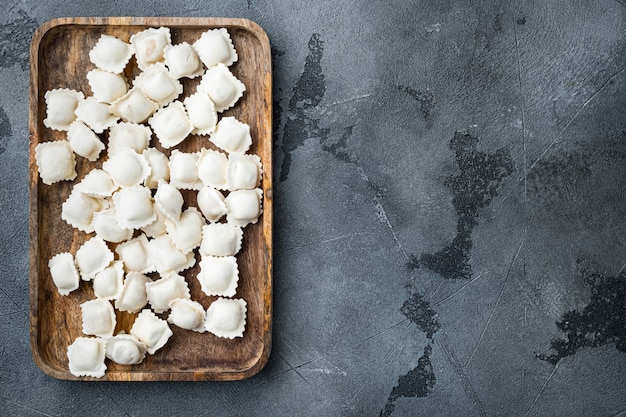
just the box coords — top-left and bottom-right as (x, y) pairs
(197, 187), (227, 223)
(66, 121), (105, 161)
(130, 27), (172, 71)
(204, 298), (247, 339)
(209, 117), (252, 154)
(184, 92), (217, 135)
(143, 148), (170, 188)
(200, 223), (243, 257)
(74, 236), (114, 281)
(74, 96), (119, 134)
(130, 309), (173, 354)
(35, 140), (77, 185)
(48, 252), (80, 296)
(89, 34), (134, 74)
(112, 185), (156, 229)
(193, 28), (238, 68)
(102, 148), (151, 188)
(61, 188), (103, 233)
(43, 88), (84, 131)
(67, 337), (107, 378)
(92, 261), (124, 300)
(149, 101), (193, 149)
(109, 87), (159, 124)
(197, 63), (245, 112)
(164, 42), (204, 79)
(169, 150), (202, 190)
(75, 169), (118, 198)
(164, 207), (205, 254)
(86, 69), (128, 104)
(167, 299), (206, 332)
(115, 271), (151, 313)
(133, 62), (183, 107)
(225, 188), (263, 227)
(105, 334), (147, 365)
(197, 255), (239, 297)
(80, 298), (117, 337)
(145, 272), (191, 314)
(115, 233), (155, 273)
(197, 148), (228, 189)
(107, 122), (152, 156)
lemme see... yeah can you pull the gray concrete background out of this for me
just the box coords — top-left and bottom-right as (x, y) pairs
(1, 0), (625, 416)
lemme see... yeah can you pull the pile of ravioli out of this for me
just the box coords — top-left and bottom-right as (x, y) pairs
(35, 27), (262, 378)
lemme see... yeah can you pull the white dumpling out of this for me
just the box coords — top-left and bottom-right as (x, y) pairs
(112, 185), (156, 229)
(154, 181), (183, 222)
(169, 150), (202, 190)
(67, 337), (107, 378)
(75, 169), (118, 198)
(115, 272), (151, 313)
(109, 87), (159, 124)
(164, 207), (205, 254)
(108, 122), (152, 156)
(197, 63), (245, 112)
(102, 148), (151, 188)
(197, 255), (239, 297)
(115, 233), (155, 273)
(197, 187), (226, 222)
(168, 298), (206, 333)
(61, 189), (103, 233)
(48, 252), (80, 296)
(130, 309), (173, 354)
(164, 42), (204, 79)
(80, 298), (117, 338)
(209, 117), (252, 154)
(35, 140), (77, 185)
(61, 188), (103, 233)
(66, 121), (105, 161)
(226, 153), (262, 190)
(200, 223), (243, 257)
(133, 62), (182, 107)
(74, 96), (119, 134)
(93, 261), (124, 300)
(93, 208), (133, 243)
(43, 88), (84, 131)
(75, 236), (114, 281)
(130, 27), (172, 71)
(225, 188), (263, 227)
(149, 101), (193, 149)
(143, 148), (170, 188)
(89, 34), (134, 74)
(148, 235), (195, 276)
(204, 298), (247, 339)
(86, 69), (128, 103)
(183, 92), (217, 135)
(141, 205), (167, 238)
(105, 333), (147, 365)
(193, 28), (238, 68)
(196, 148), (228, 189)
(145, 272), (191, 314)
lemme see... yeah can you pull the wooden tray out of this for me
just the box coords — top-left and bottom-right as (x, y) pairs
(28, 17), (272, 381)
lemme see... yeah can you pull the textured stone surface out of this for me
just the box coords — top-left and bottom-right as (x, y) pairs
(2, 1), (625, 416)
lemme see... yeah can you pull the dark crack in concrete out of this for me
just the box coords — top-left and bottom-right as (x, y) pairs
(410, 132), (514, 279)
(537, 259), (626, 365)
(279, 33), (329, 181)
(399, 86), (435, 120)
(0, 106), (12, 155)
(400, 292), (441, 340)
(381, 345), (436, 417)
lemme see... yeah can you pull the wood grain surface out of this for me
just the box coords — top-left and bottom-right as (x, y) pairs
(28, 17), (272, 381)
